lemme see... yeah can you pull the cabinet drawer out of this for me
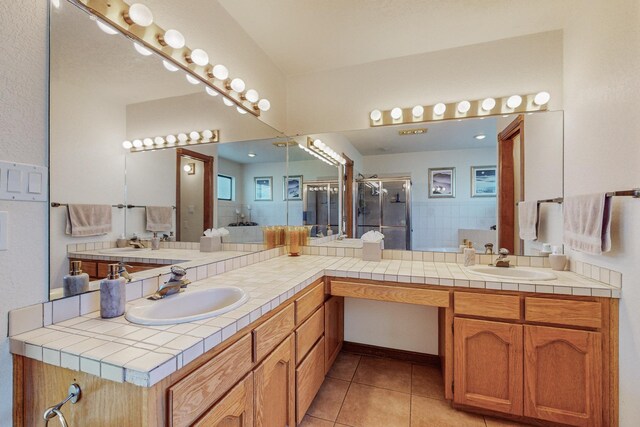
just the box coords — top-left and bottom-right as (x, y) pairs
(253, 304), (295, 362)
(296, 336), (326, 424)
(295, 282), (325, 324)
(525, 297), (602, 329)
(192, 372), (253, 427)
(296, 306), (324, 364)
(169, 334), (253, 427)
(455, 292), (520, 320)
(331, 280), (450, 307)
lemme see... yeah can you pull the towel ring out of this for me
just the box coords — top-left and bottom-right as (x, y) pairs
(43, 383), (81, 426)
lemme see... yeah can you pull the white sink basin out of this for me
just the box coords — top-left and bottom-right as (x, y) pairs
(125, 287), (248, 325)
(465, 265), (556, 281)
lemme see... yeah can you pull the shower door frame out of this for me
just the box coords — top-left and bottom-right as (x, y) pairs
(355, 177), (412, 250)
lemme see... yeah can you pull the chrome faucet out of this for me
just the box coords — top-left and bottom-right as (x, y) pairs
(148, 266), (191, 300)
(484, 243), (494, 254)
(129, 235), (146, 249)
(118, 262), (133, 282)
(494, 248), (511, 268)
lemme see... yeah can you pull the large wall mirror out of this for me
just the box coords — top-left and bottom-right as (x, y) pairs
(48, 2), (298, 300)
(296, 111), (564, 255)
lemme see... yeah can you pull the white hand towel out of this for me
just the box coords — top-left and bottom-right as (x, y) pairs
(563, 193), (612, 255)
(518, 201), (539, 241)
(65, 204), (112, 237)
(146, 206), (173, 232)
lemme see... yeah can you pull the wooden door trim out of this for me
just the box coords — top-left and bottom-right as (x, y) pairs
(498, 115), (525, 253)
(176, 148), (214, 241)
(342, 153), (354, 237)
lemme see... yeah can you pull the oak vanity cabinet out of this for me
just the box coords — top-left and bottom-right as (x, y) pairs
(69, 258), (166, 281)
(254, 336), (295, 427)
(452, 291), (611, 427)
(192, 373), (254, 427)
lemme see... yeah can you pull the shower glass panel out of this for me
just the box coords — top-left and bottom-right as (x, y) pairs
(356, 178), (411, 250)
(304, 181), (339, 236)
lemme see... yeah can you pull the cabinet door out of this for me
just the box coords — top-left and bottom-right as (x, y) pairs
(524, 325), (602, 426)
(324, 296), (344, 374)
(454, 318), (523, 415)
(254, 335), (295, 427)
(296, 336), (326, 424)
(193, 373), (254, 427)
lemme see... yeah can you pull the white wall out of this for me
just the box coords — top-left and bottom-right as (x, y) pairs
(363, 148), (497, 250)
(562, 1), (640, 425)
(0, 0), (48, 422)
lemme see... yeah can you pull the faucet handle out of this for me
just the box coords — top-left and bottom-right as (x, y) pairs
(499, 248), (510, 256)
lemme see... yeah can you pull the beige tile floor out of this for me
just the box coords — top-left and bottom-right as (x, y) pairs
(299, 351), (531, 427)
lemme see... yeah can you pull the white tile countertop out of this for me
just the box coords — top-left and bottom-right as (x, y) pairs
(11, 255), (620, 388)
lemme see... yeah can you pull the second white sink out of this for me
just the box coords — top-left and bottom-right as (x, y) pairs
(465, 265), (556, 281)
(126, 287), (248, 325)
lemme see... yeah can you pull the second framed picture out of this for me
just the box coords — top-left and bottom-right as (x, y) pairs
(283, 175), (303, 200)
(471, 166), (497, 197)
(254, 176), (273, 201)
(428, 167), (456, 198)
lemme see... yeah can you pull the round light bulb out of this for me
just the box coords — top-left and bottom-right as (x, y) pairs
(162, 60), (178, 72)
(205, 87), (218, 97)
(177, 133), (188, 143)
(183, 165), (191, 172)
(370, 109), (382, 121)
(412, 105), (424, 118)
(237, 107), (248, 115)
(257, 99), (271, 111)
(122, 140), (133, 149)
(390, 107), (403, 120)
(457, 100), (471, 113)
(245, 89), (259, 103)
(481, 97), (496, 111)
(126, 4), (153, 27)
(507, 95), (522, 109)
(212, 64), (229, 80)
(166, 135), (177, 144)
(143, 138), (154, 147)
(162, 29), (185, 49)
(230, 78), (245, 93)
(222, 97), (234, 107)
(96, 20), (118, 35)
(433, 103), (447, 116)
(188, 48), (209, 66)
(133, 42), (152, 56)
(154, 136), (165, 145)
(132, 139), (143, 148)
(202, 130), (213, 139)
(314, 139), (325, 149)
(534, 91), (551, 106)
(51, 0), (60, 8)
(186, 74), (200, 85)
(189, 131), (200, 141)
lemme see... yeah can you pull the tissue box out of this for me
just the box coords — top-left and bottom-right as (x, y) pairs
(362, 241), (382, 262)
(200, 236), (222, 252)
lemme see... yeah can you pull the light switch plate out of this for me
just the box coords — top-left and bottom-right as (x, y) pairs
(0, 212), (7, 251)
(0, 161), (48, 202)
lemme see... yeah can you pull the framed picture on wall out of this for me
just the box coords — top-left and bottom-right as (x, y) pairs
(471, 166), (497, 197)
(283, 175), (303, 200)
(428, 167), (455, 198)
(254, 176), (273, 201)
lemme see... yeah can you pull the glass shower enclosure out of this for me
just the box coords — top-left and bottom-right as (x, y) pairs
(303, 181), (340, 236)
(356, 177), (411, 250)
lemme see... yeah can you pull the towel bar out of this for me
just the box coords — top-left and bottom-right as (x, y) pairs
(516, 188), (640, 205)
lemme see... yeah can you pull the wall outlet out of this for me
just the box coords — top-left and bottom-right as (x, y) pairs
(0, 211), (7, 250)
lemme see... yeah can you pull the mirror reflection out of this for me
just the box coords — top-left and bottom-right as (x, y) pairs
(49, 3), (289, 300)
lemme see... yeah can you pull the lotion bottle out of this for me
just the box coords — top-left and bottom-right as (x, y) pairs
(63, 260), (90, 297)
(463, 241), (476, 267)
(151, 232), (160, 250)
(100, 264), (126, 318)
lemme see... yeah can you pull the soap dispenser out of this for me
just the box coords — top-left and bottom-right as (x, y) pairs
(151, 232), (160, 250)
(63, 261), (90, 297)
(168, 231), (176, 242)
(463, 241), (476, 267)
(100, 264), (126, 318)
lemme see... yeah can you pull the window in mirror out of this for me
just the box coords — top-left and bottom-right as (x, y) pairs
(217, 174), (234, 201)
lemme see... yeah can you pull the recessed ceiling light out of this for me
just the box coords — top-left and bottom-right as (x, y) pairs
(474, 134), (486, 140)
(399, 128), (427, 136)
(248, 152), (256, 158)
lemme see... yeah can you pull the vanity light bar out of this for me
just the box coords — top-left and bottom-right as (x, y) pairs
(67, 0), (270, 116)
(305, 137), (347, 166)
(124, 129), (219, 153)
(369, 92), (551, 127)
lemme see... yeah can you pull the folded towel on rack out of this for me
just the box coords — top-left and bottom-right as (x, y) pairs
(563, 193), (612, 255)
(65, 204), (112, 237)
(518, 201), (539, 241)
(146, 206), (173, 232)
